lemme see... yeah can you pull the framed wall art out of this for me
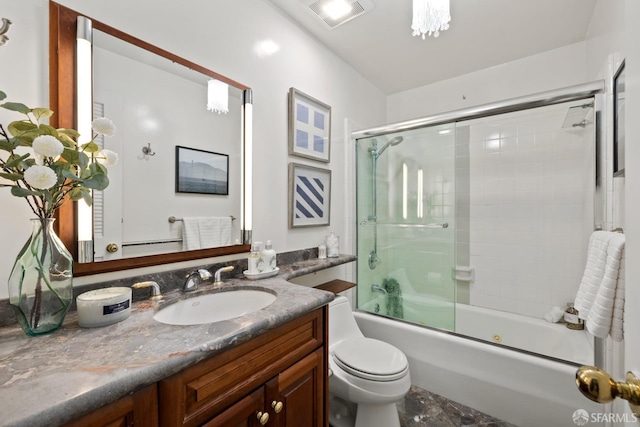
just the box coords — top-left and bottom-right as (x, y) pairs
(289, 162), (331, 228)
(613, 60), (625, 177)
(288, 87), (331, 162)
(175, 145), (229, 195)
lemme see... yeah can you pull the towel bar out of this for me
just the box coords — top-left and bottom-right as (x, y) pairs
(169, 215), (236, 223)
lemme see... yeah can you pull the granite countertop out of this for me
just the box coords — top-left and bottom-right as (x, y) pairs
(0, 255), (356, 427)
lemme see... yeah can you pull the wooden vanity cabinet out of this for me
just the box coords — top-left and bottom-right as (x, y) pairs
(158, 307), (328, 427)
(63, 384), (159, 427)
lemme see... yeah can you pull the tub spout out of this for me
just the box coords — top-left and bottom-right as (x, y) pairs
(371, 284), (387, 295)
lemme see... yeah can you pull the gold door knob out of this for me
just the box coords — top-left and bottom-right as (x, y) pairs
(256, 411), (269, 425)
(271, 400), (283, 413)
(576, 366), (640, 415)
(106, 243), (119, 253)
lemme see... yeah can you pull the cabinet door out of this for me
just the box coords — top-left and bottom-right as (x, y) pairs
(266, 348), (324, 427)
(63, 384), (158, 427)
(202, 388), (264, 427)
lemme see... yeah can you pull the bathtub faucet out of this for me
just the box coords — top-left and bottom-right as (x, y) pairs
(371, 284), (387, 295)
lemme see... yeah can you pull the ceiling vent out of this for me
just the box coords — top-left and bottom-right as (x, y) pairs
(303, 0), (374, 29)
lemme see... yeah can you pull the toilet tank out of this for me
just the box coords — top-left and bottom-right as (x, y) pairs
(329, 296), (364, 348)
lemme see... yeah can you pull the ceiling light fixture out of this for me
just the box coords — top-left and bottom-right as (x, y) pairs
(207, 79), (229, 114)
(323, 0), (352, 20)
(411, 0), (451, 39)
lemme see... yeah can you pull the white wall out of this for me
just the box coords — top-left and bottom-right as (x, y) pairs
(386, 42), (589, 123)
(0, 0), (386, 298)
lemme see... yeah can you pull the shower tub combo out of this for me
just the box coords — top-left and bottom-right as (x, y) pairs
(353, 82), (607, 427)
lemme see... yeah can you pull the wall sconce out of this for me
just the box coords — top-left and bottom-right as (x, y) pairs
(207, 79), (229, 114)
(242, 89), (253, 244)
(0, 18), (12, 46)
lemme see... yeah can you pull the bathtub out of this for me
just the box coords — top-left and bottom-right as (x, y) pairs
(354, 304), (605, 427)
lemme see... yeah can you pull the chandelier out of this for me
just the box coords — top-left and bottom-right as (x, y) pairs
(207, 79), (229, 114)
(411, 0), (451, 39)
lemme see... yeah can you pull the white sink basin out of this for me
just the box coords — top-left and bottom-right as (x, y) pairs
(153, 290), (276, 325)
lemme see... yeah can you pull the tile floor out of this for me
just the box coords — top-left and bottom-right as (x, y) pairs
(397, 385), (518, 427)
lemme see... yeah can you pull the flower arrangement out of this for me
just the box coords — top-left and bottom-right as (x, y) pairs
(1, 89), (118, 335)
(0, 90), (117, 218)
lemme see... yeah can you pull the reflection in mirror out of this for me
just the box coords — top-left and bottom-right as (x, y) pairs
(91, 29), (243, 261)
(49, 2), (252, 276)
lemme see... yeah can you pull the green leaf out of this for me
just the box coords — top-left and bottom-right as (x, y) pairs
(0, 172), (23, 181)
(0, 102), (30, 114)
(7, 120), (38, 136)
(61, 148), (79, 165)
(32, 108), (54, 120)
(78, 151), (89, 171)
(80, 188), (93, 206)
(81, 141), (100, 153)
(5, 153), (30, 168)
(82, 174), (109, 190)
(61, 169), (81, 181)
(57, 128), (80, 139)
(0, 91), (6, 101)
(37, 124), (58, 136)
(0, 138), (15, 151)
(11, 186), (40, 198)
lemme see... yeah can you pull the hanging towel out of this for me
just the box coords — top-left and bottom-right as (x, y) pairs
(585, 234), (625, 341)
(182, 217), (201, 251)
(574, 231), (614, 318)
(198, 216), (232, 249)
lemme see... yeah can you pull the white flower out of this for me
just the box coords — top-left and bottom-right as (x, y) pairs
(24, 165), (57, 190)
(97, 149), (118, 167)
(32, 135), (64, 158)
(91, 117), (116, 137)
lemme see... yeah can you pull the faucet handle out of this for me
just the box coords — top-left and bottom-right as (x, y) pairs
(198, 269), (213, 280)
(132, 281), (162, 300)
(214, 266), (235, 285)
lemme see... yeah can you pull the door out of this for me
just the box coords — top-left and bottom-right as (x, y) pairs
(265, 348), (324, 427)
(202, 388), (265, 427)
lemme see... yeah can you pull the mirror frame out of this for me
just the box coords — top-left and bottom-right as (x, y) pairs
(49, 2), (251, 276)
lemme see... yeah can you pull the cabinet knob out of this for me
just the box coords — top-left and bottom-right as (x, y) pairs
(106, 243), (119, 253)
(271, 400), (284, 413)
(256, 411), (269, 425)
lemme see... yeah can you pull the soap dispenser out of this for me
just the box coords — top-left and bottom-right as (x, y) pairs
(262, 240), (277, 272)
(248, 242), (264, 274)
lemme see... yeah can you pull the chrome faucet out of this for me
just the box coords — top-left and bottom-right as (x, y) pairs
(131, 281), (163, 299)
(371, 284), (387, 295)
(182, 269), (213, 292)
(214, 266), (235, 286)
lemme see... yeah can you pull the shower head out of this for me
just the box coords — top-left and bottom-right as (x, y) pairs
(373, 136), (404, 158)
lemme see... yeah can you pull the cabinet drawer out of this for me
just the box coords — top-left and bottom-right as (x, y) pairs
(159, 307), (325, 427)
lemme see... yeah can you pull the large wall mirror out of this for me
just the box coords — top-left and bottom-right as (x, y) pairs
(50, 2), (252, 276)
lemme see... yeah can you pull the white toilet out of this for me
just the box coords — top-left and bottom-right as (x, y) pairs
(328, 296), (411, 427)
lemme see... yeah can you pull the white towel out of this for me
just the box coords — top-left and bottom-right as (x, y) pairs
(574, 231), (613, 318)
(198, 216), (232, 249)
(574, 231), (625, 341)
(585, 234), (625, 340)
(182, 217), (201, 251)
(544, 306), (565, 323)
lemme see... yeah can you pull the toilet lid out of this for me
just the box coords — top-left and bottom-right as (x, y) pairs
(332, 337), (408, 381)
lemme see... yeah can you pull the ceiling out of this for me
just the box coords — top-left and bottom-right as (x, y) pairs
(267, 0), (598, 95)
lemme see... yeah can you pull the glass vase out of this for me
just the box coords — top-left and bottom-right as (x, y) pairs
(8, 218), (73, 336)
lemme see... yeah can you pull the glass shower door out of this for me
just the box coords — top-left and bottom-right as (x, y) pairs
(356, 124), (456, 331)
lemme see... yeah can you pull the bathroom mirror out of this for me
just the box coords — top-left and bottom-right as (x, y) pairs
(50, 2), (252, 275)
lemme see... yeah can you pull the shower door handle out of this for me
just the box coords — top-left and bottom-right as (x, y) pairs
(576, 365), (640, 415)
(425, 222), (448, 228)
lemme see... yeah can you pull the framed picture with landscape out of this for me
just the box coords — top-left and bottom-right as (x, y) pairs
(175, 145), (229, 195)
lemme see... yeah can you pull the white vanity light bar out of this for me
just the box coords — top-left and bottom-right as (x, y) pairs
(76, 16), (94, 262)
(242, 89), (253, 244)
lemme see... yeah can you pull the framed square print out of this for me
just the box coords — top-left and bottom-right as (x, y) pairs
(175, 145), (229, 195)
(288, 88), (331, 162)
(289, 163), (331, 228)
(613, 60), (625, 177)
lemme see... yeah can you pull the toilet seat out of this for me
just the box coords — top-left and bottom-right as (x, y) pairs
(332, 337), (408, 382)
